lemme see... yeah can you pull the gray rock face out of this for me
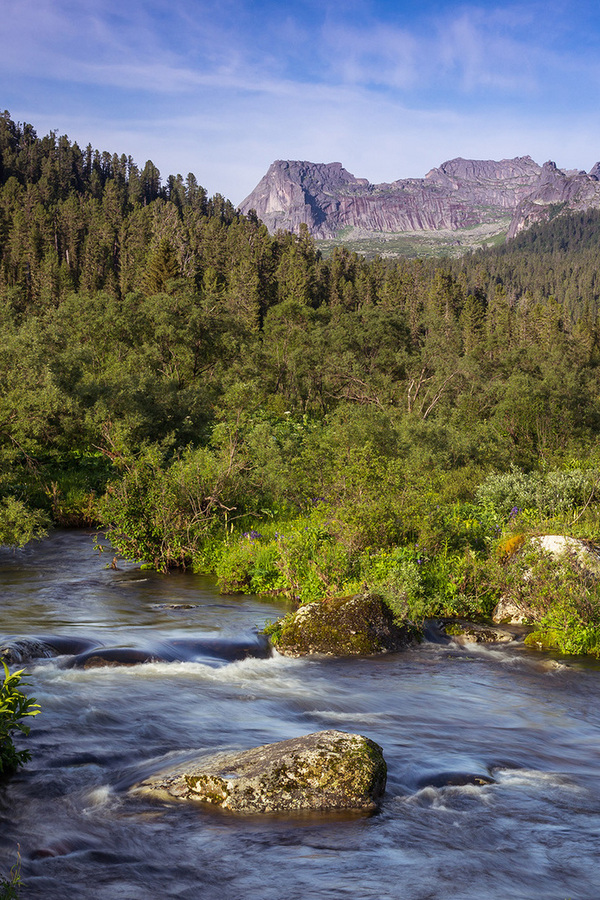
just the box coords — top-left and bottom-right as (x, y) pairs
(132, 730), (387, 813)
(507, 161), (600, 238)
(240, 156), (600, 241)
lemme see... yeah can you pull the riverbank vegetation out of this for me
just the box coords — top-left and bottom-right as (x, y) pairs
(0, 663), (40, 777)
(3, 111), (600, 656)
(0, 848), (23, 900)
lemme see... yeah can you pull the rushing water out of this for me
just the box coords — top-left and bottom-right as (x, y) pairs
(1, 531), (600, 900)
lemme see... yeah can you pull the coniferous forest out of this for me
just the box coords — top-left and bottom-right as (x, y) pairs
(3, 110), (600, 656)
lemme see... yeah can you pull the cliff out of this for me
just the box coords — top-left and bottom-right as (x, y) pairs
(240, 156), (600, 241)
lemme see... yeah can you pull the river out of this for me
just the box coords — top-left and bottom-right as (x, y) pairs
(1, 530), (599, 899)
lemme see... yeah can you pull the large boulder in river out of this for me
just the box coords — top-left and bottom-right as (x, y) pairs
(268, 592), (417, 657)
(133, 730), (387, 813)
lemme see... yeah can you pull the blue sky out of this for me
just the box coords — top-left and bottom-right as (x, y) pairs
(3, 0), (600, 203)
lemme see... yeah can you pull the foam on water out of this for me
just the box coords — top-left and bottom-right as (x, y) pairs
(492, 767), (583, 792)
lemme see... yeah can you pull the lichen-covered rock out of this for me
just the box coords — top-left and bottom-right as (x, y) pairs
(491, 598), (536, 625)
(534, 535), (600, 577)
(492, 535), (600, 625)
(133, 730), (387, 813)
(268, 593), (417, 657)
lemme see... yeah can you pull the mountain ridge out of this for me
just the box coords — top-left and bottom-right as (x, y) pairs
(239, 156), (600, 243)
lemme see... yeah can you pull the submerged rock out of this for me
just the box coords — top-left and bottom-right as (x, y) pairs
(443, 620), (518, 644)
(63, 635), (272, 668)
(269, 593), (417, 657)
(416, 771), (496, 789)
(133, 730), (387, 813)
(168, 635), (272, 662)
(65, 648), (162, 669)
(0, 635), (97, 664)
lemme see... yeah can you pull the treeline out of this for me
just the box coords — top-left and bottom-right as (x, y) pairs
(2, 112), (600, 655)
(452, 208), (600, 326)
(0, 110), (239, 306)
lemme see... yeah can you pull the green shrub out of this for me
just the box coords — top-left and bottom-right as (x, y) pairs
(362, 546), (428, 622)
(363, 543), (495, 623)
(477, 540), (600, 655)
(215, 530), (284, 594)
(0, 497), (48, 548)
(0, 848), (23, 900)
(214, 509), (361, 603)
(475, 466), (600, 523)
(0, 663), (40, 778)
(274, 511), (358, 603)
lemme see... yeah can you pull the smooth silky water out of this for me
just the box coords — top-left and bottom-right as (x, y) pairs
(1, 531), (600, 899)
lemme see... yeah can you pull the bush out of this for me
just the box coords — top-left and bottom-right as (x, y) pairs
(214, 510), (360, 603)
(0, 848), (23, 900)
(477, 539), (600, 655)
(215, 530), (284, 594)
(0, 497), (48, 548)
(363, 543), (496, 623)
(362, 546), (428, 622)
(475, 466), (600, 522)
(0, 662), (40, 778)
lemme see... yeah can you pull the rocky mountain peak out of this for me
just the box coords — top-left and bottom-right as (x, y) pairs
(240, 154), (600, 244)
(589, 162), (600, 180)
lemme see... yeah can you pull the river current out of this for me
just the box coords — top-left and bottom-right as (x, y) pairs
(1, 530), (600, 899)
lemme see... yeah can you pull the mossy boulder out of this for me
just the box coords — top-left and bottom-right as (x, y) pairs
(267, 592), (418, 657)
(132, 730), (387, 813)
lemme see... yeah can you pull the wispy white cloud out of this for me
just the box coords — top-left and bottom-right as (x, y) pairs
(3, 0), (600, 202)
(4, 0), (600, 98)
(320, 3), (586, 97)
(322, 22), (418, 88)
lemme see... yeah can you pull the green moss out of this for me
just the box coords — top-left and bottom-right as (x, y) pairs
(524, 625), (600, 657)
(270, 593), (417, 657)
(184, 773), (229, 805)
(443, 623), (467, 636)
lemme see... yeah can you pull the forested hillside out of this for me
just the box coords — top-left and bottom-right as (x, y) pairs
(2, 112), (600, 655)
(453, 207), (600, 325)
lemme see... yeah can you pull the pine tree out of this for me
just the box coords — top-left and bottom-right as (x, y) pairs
(142, 238), (180, 295)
